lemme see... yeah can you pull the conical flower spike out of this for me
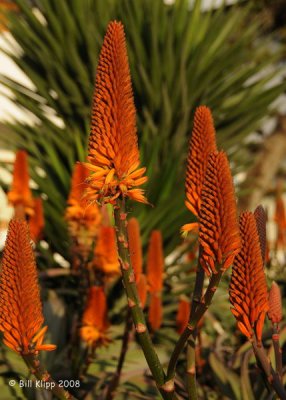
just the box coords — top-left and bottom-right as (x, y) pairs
(147, 230), (164, 293)
(185, 106), (217, 218)
(80, 286), (109, 347)
(254, 205), (267, 265)
(84, 21), (147, 205)
(0, 219), (55, 354)
(148, 293), (162, 332)
(229, 212), (269, 345)
(93, 226), (120, 275)
(199, 151), (240, 275)
(268, 282), (283, 324)
(7, 150), (34, 217)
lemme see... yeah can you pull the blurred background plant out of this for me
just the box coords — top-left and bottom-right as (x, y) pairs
(0, 0), (286, 399)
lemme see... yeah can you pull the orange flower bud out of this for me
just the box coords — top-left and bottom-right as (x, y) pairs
(268, 282), (283, 324)
(127, 217), (143, 280)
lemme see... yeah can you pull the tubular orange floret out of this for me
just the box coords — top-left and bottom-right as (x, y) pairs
(185, 106), (217, 218)
(198, 151), (240, 275)
(84, 21), (147, 205)
(80, 286), (109, 347)
(7, 150), (34, 216)
(176, 298), (190, 334)
(93, 225), (120, 275)
(29, 197), (45, 243)
(146, 230), (164, 293)
(148, 293), (162, 332)
(268, 281), (283, 324)
(127, 217), (143, 280)
(229, 212), (269, 344)
(254, 205), (267, 265)
(65, 163), (101, 229)
(0, 219), (55, 354)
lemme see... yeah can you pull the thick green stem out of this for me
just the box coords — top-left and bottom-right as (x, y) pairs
(252, 339), (286, 400)
(167, 271), (222, 380)
(272, 325), (283, 382)
(22, 353), (73, 400)
(114, 198), (174, 399)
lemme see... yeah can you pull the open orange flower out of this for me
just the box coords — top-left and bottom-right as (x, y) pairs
(83, 21), (147, 205)
(229, 212), (269, 344)
(199, 151), (240, 275)
(80, 286), (109, 347)
(7, 150), (34, 217)
(0, 219), (55, 354)
(182, 106), (217, 235)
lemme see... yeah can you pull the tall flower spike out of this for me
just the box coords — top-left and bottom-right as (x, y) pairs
(93, 226), (120, 276)
(268, 282), (282, 324)
(7, 150), (34, 216)
(0, 219), (55, 354)
(148, 293), (162, 332)
(229, 212), (269, 344)
(127, 217), (143, 280)
(199, 151), (240, 275)
(146, 230), (164, 293)
(80, 286), (109, 347)
(254, 205), (267, 265)
(84, 21), (147, 205)
(185, 106), (217, 218)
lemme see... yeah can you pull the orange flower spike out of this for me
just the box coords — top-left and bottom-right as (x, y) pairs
(229, 212), (269, 345)
(254, 205), (267, 265)
(146, 230), (164, 293)
(274, 195), (286, 249)
(84, 21), (147, 205)
(7, 150), (34, 216)
(94, 226), (120, 275)
(127, 217), (143, 280)
(176, 298), (190, 334)
(268, 282), (283, 325)
(185, 106), (217, 218)
(29, 198), (45, 243)
(148, 293), (162, 332)
(0, 219), (55, 354)
(137, 274), (148, 309)
(199, 151), (240, 275)
(80, 286), (109, 347)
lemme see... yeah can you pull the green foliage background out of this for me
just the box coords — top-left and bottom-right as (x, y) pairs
(0, 0), (285, 261)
